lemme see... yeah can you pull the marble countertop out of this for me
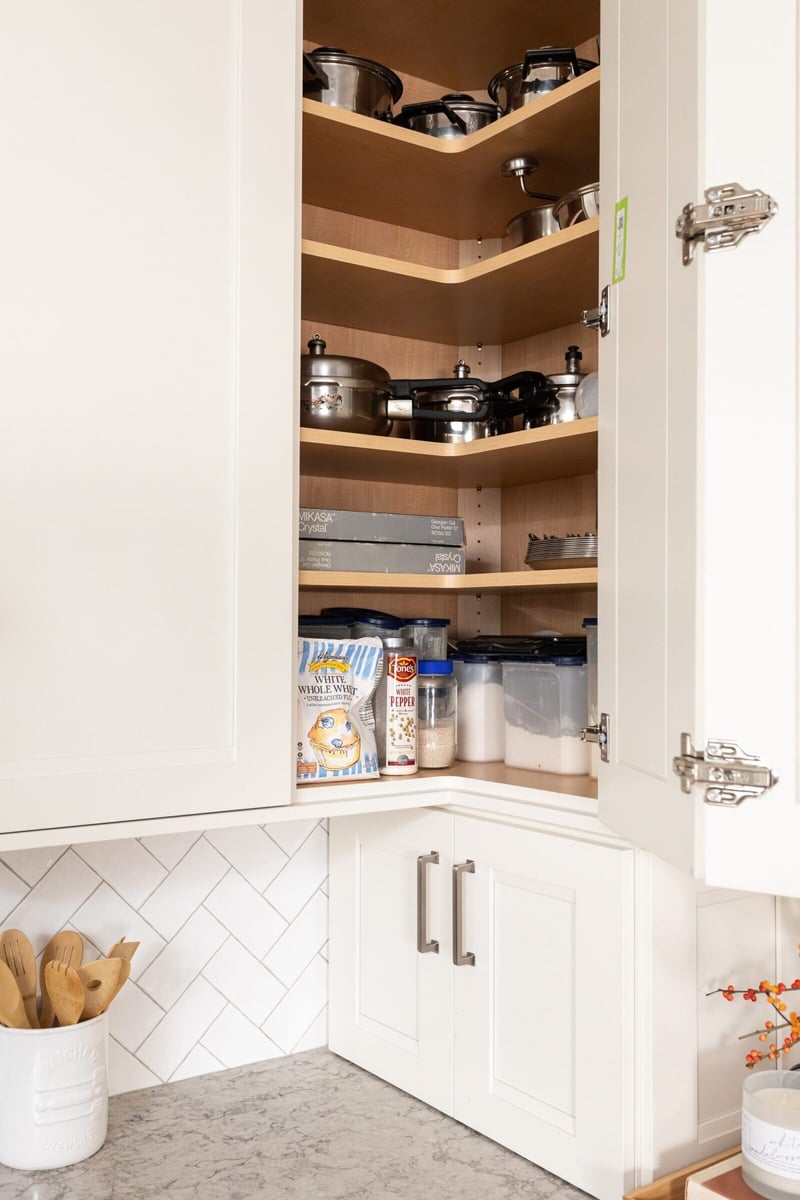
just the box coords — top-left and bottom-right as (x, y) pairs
(0, 1050), (586, 1200)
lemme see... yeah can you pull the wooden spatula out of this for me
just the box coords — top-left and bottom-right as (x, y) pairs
(77, 958), (123, 1020)
(39, 931), (84, 1028)
(0, 929), (39, 1028)
(107, 938), (139, 963)
(0, 959), (31, 1028)
(44, 960), (85, 1027)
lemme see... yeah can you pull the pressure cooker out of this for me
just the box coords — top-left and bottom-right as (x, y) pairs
(393, 94), (501, 139)
(524, 345), (586, 428)
(488, 47), (598, 114)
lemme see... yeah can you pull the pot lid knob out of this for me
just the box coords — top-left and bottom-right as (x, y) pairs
(442, 93), (475, 102)
(308, 334), (327, 356)
(565, 344), (582, 369)
(453, 359), (471, 378)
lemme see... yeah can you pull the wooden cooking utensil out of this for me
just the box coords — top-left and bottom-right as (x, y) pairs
(77, 958), (123, 1021)
(107, 938), (139, 963)
(108, 956), (131, 1007)
(39, 931), (84, 1029)
(0, 929), (40, 1028)
(0, 959), (31, 1029)
(44, 961), (85, 1027)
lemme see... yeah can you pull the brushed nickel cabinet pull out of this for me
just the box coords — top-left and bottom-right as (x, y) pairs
(452, 860), (475, 966)
(416, 852), (440, 954)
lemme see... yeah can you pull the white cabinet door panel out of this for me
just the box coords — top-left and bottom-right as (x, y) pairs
(453, 815), (634, 1200)
(329, 811), (454, 1114)
(0, 1), (299, 830)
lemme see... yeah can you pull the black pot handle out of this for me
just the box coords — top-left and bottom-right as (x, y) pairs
(398, 99), (468, 134)
(302, 52), (330, 94)
(389, 377), (489, 397)
(521, 47), (580, 92)
(491, 370), (551, 398)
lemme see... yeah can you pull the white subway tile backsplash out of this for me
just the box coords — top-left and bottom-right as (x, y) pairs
(203, 937), (285, 1026)
(0, 845), (67, 888)
(137, 976), (227, 1079)
(4, 850), (102, 952)
(205, 869), (287, 958)
(264, 826), (328, 922)
(140, 839), (228, 940)
(4, 821), (329, 1095)
(71, 883), (166, 978)
(138, 832), (201, 871)
(205, 826), (288, 893)
(201, 1005), (283, 1069)
(108, 1038), (161, 1097)
(263, 954), (328, 1054)
(108, 980), (165, 1054)
(138, 907), (228, 1010)
(73, 839), (167, 909)
(264, 890), (327, 987)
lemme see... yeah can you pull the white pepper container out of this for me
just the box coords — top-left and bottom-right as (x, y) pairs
(373, 638), (417, 775)
(452, 656), (504, 762)
(417, 660), (457, 769)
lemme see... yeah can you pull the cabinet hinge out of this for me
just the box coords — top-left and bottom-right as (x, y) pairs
(580, 285), (610, 337)
(676, 183), (778, 265)
(582, 712), (609, 764)
(672, 733), (778, 806)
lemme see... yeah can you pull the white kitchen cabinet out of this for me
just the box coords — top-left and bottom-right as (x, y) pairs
(330, 807), (635, 1199)
(1, 0), (300, 834)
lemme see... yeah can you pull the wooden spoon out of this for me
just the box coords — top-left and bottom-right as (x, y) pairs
(77, 958), (122, 1020)
(39, 931), (84, 1028)
(0, 959), (31, 1028)
(107, 938), (139, 963)
(0, 929), (40, 1028)
(44, 960), (85, 1027)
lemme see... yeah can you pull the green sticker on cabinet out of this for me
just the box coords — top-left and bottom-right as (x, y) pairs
(612, 197), (628, 284)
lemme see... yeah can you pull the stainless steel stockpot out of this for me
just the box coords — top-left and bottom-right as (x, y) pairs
(300, 335), (393, 436)
(394, 94), (501, 139)
(506, 204), (560, 247)
(553, 182), (600, 228)
(302, 47), (402, 119)
(488, 47), (597, 113)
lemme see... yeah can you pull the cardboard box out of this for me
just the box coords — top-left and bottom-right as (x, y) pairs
(298, 507), (464, 546)
(298, 540), (466, 575)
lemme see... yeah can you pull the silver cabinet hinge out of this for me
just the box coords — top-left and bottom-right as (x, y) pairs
(582, 712), (609, 764)
(676, 183), (777, 265)
(673, 733), (778, 806)
(580, 285), (610, 337)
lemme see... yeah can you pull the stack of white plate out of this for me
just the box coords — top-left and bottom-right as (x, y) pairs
(525, 534), (598, 570)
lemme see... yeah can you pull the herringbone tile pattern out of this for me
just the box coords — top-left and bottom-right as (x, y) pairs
(0, 820), (328, 1095)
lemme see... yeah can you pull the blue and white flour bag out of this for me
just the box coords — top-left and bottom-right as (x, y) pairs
(296, 637), (383, 782)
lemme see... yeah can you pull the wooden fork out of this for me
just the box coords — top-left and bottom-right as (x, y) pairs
(39, 931), (84, 1029)
(0, 929), (39, 1028)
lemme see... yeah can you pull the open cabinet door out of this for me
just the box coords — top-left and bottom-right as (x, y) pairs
(598, 0), (800, 893)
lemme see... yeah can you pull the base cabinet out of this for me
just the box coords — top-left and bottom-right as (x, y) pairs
(329, 807), (634, 1200)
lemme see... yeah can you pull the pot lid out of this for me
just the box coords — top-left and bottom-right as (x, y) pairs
(302, 335), (391, 386)
(399, 93), (501, 118)
(308, 47), (403, 101)
(488, 47), (597, 99)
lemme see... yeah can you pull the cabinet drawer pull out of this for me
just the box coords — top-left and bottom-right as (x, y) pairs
(417, 852), (440, 954)
(452, 860), (476, 967)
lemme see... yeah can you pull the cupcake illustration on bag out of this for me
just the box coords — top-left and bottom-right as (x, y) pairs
(308, 707), (361, 770)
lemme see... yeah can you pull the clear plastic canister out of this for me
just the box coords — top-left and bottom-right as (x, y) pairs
(501, 656), (589, 775)
(417, 660), (457, 769)
(298, 615), (353, 640)
(373, 638), (417, 775)
(452, 656), (504, 762)
(351, 614), (404, 640)
(400, 618), (450, 661)
(582, 617), (598, 777)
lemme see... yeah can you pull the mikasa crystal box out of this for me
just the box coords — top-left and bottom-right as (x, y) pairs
(299, 507), (464, 546)
(298, 541), (466, 574)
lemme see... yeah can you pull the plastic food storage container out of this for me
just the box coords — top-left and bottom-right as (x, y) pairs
(350, 614), (404, 640)
(417, 660), (457, 768)
(452, 656), (505, 762)
(298, 615), (353, 639)
(582, 618), (598, 777)
(501, 656), (589, 774)
(400, 618), (450, 661)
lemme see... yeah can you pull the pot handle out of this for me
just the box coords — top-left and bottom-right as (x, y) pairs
(521, 47), (580, 92)
(389, 377), (488, 397)
(409, 402), (491, 423)
(491, 369), (550, 397)
(399, 99), (468, 134)
(302, 52), (330, 94)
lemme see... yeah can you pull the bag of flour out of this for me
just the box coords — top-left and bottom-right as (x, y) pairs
(296, 637), (383, 783)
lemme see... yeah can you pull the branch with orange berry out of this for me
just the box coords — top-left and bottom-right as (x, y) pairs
(708, 975), (800, 1068)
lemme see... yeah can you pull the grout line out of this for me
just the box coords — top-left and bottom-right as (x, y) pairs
(0, 845), (71, 891)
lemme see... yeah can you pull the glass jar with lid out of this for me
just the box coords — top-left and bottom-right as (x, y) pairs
(417, 661), (457, 769)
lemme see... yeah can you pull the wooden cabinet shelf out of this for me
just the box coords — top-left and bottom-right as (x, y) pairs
(304, 0), (600, 93)
(302, 218), (598, 344)
(299, 567), (597, 594)
(302, 71), (599, 239)
(300, 419), (598, 488)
